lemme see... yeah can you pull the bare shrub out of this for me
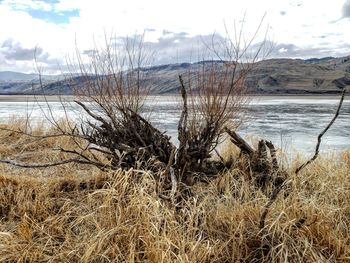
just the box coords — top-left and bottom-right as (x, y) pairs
(66, 34), (176, 171)
(0, 22), (270, 190)
(0, 35), (176, 173)
(176, 23), (270, 183)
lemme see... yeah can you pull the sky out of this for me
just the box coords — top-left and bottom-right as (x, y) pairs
(0, 0), (349, 73)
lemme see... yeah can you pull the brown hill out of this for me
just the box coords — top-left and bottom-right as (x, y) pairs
(0, 56), (349, 94)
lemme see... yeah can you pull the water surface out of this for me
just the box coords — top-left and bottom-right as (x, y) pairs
(0, 95), (348, 155)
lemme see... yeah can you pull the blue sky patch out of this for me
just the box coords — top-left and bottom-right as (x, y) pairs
(0, 0), (80, 24)
(28, 9), (80, 24)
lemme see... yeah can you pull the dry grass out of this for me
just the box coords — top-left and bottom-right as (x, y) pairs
(0, 123), (349, 262)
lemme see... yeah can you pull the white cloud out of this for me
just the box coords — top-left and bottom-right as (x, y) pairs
(0, 0), (349, 73)
(1, 0), (53, 11)
(278, 48), (288, 53)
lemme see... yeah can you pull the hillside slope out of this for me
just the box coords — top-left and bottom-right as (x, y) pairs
(0, 56), (349, 95)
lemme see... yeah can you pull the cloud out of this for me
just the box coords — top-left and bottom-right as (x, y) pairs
(144, 28), (156, 32)
(1, 39), (49, 61)
(148, 34), (227, 65)
(1, 0), (79, 24)
(0, 38), (62, 73)
(342, 0), (350, 17)
(267, 42), (350, 59)
(0, 0), (80, 13)
(278, 47), (288, 53)
(0, 0), (350, 73)
(92, 33), (226, 66)
(1, 0), (54, 12)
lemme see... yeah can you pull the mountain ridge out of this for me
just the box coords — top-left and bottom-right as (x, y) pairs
(1, 56), (349, 95)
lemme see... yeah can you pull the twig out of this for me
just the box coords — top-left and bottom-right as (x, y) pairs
(178, 75), (188, 145)
(0, 158), (103, 168)
(169, 167), (177, 205)
(295, 88), (347, 174)
(176, 75), (189, 176)
(259, 180), (289, 229)
(164, 147), (176, 177)
(260, 88), (347, 230)
(74, 100), (110, 127)
(0, 126), (82, 140)
(214, 148), (225, 164)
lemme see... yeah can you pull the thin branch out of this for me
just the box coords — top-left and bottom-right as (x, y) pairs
(260, 88), (347, 230)
(178, 75), (188, 142)
(0, 126), (83, 140)
(0, 158), (97, 168)
(164, 147), (176, 177)
(214, 148), (225, 164)
(259, 180), (289, 229)
(74, 100), (110, 127)
(295, 88), (347, 174)
(169, 167), (177, 205)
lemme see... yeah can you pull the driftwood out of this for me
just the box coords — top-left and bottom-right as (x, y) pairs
(69, 97), (175, 172)
(224, 127), (254, 154)
(225, 128), (286, 190)
(225, 128), (290, 230)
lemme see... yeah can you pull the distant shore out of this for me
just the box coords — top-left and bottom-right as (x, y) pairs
(0, 93), (348, 103)
(0, 95), (73, 102)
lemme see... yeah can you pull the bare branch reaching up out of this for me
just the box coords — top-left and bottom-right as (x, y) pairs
(295, 88), (347, 175)
(260, 88), (347, 230)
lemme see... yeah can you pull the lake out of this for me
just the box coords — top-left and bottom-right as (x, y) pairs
(0, 95), (349, 156)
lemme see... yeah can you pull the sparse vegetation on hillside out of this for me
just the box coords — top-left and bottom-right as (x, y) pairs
(1, 55), (350, 95)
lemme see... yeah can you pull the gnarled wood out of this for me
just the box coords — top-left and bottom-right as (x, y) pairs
(225, 128), (287, 190)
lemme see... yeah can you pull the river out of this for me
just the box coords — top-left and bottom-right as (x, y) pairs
(0, 95), (349, 155)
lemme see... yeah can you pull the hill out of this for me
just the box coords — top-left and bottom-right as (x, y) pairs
(0, 56), (349, 95)
(0, 71), (58, 82)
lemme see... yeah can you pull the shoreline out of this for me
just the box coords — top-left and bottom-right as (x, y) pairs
(0, 93), (346, 101)
(0, 93), (348, 102)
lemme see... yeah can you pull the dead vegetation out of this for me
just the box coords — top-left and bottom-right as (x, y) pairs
(0, 128), (349, 262)
(0, 28), (273, 188)
(0, 26), (349, 262)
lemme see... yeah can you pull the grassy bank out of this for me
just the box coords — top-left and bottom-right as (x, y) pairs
(0, 123), (349, 262)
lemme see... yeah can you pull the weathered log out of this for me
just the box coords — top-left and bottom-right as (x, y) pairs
(225, 128), (287, 191)
(224, 127), (254, 155)
(225, 128), (290, 230)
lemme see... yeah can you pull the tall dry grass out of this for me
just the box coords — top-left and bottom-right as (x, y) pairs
(0, 122), (349, 262)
